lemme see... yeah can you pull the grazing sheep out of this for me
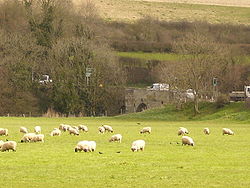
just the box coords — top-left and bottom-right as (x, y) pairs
(178, 127), (189, 136)
(182, 136), (194, 146)
(68, 127), (79, 136)
(78, 125), (88, 132)
(131, 140), (145, 152)
(21, 133), (36, 143)
(109, 134), (122, 143)
(59, 124), (67, 132)
(31, 134), (44, 142)
(34, 126), (41, 134)
(0, 128), (8, 136)
(140, 127), (151, 134)
(20, 127), (28, 134)
(102, 125), (113, 133)
(98, 126), (105, 134)
(75, 141), (96, 152)
(1, 141), (17, 152)
(204, 128), (210, 135)
(222, 128), (234, 135)
(50, 128), (61, 136)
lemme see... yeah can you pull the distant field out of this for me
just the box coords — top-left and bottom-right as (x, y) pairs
(73, 0), (250, 24)
(1, 117), (250, 187)
(117, 52), (180, 61)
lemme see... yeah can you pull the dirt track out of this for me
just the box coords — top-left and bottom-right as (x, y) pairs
(135, 0), (250, 7)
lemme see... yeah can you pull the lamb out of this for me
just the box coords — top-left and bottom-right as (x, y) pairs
(102, 125), (113, 133)
(50, 128), (61, 136)
(78, 125), (88, 132)
(74, 140), (96, 152)
(178, 127), (189, 136)
(34, 126), (41, 134)
(0, 128), (8, 136)
(131, 140), (145, 152)
(21, 133), (36, 142)
(140, 127), (151, 134)
(222, 128), (234, 135)
(109, 134), (122, 143)
(68, 127), (79, 136)
(182, 136), (194, 146)
(1, 141), (17, 152)
(20, 127), (28, 134)
(98, 126), (105, 134)
(203, 128), (210, 135)
(31, 134), (44, 142)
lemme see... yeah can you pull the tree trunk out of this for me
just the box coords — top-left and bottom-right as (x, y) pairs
(194, 95), (200, 115)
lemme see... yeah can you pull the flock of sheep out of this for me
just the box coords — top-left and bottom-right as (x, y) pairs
(0, 125), (235, 152)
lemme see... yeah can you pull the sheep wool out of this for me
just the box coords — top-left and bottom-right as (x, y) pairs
(75, 141), (96, 152)
(20, 127), (28, 134)
(0, 128), (8, 136)
(50, 128), (61, 136)
(140, 127), (151, 134)
(1, 141), (17, 152)
(102, 125), (113, 133)
(182, 136), (194, 146)
(34, 126), (41, 134)
(78, 125), (88, 132)
(222, 128), (234, 135)
(109, 134), (122, 143)
(204, 128), (210, 135)
(98, 126), (105, 134)
(131, 140), (145, 152)
(21, 133), (36, 142)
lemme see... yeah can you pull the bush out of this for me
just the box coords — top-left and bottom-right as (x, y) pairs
(216, 94), (230, 108)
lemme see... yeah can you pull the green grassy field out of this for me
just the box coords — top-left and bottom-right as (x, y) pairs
(0, 107), (250, 187)
(88, 0), (250, 24)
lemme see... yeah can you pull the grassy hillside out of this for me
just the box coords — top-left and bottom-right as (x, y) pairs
(115, 102), (250, 122)
(87, 0), (250, 24)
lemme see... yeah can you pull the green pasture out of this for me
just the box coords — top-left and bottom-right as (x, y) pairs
(0, 115), (249, 187)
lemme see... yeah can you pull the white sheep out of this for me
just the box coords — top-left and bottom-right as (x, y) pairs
(75, 140), (96, 152)
(131, 140), (145, 152)
(50, 128), (61, 136)
(140, 127), (151, 134)
(204, 128), (210, 135)
(34, 126), (41, 134)
(222, 128), (234, 135)
(109, 134), (122, 143)
(178, 127), (189, 136)
(78, 125), (88, 132)
(0, 128), (8, 136)
(1, 141), (17, 152)
(98, 126), (105, 134)
(102, 125), (113, 133)
(68, 127), (79, 135)
(59, 124), (68, 132)
(31, 134), (44, 142)
(21, 133), (36, 143)
(20, 127), (28, 134)
(182, 136), (194, 146)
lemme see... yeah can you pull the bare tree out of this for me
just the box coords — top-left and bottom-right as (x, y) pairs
(156, 28), (237, 114)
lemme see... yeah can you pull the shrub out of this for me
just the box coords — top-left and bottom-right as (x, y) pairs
(216, 94), (230, 108)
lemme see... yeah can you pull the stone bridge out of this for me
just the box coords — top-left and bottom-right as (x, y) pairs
(124, 88), (173, 113)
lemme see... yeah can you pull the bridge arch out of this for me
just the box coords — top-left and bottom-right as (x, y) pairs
(136, 103), (147, 112)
